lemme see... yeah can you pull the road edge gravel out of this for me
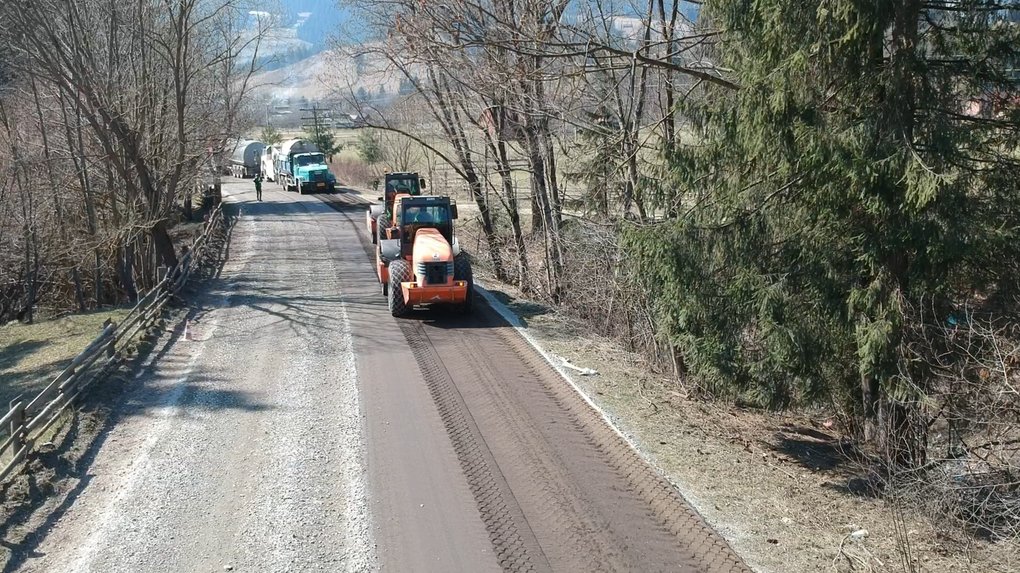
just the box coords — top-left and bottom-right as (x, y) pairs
(332, 256), (379, 573)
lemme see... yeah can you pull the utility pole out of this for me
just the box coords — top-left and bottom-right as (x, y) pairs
(300, 103), (325, 144)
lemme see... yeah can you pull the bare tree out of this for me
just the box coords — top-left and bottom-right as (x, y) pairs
(0, 0), (268, 320)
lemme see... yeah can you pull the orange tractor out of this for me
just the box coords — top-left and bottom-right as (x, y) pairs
(374, 194), (473, 317)
(367, 172), (426, 245)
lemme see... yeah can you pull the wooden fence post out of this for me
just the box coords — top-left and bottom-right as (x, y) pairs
(106, 328), (117, 360)
(102, 318), (114, 361)
(8, 395), (22, 439)
(9, 400), (25, 454)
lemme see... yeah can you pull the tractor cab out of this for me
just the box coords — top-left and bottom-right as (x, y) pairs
(374, 194), (471, 316)
(391, 196), (457, 256)
(383, 172), (426, 205)
(369, 172), (428, 245)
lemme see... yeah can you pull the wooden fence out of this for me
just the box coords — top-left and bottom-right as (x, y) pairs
(0, 205), (224, 485)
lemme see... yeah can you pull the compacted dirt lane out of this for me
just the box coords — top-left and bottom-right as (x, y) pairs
(315, 194), (501, 573)
(321, 192), (751, 573)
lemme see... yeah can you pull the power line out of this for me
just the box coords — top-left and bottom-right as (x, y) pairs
(299, 104), (329, 141)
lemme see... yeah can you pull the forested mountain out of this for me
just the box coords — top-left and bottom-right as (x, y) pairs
(279, 0), (350, 49)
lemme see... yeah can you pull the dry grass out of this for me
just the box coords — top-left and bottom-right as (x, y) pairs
(0, 309), (130, 408)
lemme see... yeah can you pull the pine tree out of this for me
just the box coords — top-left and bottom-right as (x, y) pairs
(304, 127), (341, 162)
(260, 125), (282, 147)
(563, 108), (623, 217)
(355, 130), (384, 164)
(628, 1), (1020, 467)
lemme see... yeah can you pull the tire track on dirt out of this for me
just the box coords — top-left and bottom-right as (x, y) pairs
(428, 320), (711, 572)
(320, 193), (547, 571)
(400, 321), (550, 573)
(490, 324), (750, 572)
(445, 325), (627, 571)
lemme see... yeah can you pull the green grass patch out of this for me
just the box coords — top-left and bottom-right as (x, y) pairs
(0, 309), (131, 408)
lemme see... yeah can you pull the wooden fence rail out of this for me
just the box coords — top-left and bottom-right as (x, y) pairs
(0, 206), (224, 486)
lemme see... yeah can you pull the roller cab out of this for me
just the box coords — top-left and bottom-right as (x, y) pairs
(374, 194), (472, 317)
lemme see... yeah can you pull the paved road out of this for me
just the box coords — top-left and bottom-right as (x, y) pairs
(11, 179), (749, 572)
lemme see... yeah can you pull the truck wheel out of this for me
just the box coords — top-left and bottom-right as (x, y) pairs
(388, 260), (411, 317)
(454, 255), (474, 314)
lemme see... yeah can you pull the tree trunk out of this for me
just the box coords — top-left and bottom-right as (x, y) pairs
(541, 129), (562, 228)
(497, 137), (529, 290)
(430, 67), (507, 281)
(0, 99), (37, 323)
(524, 126), (563, 298)
(32, 78), (87, 311)
(60, 92), (103, 306)
(865, 0), (926, 471)
(119, 243), (138, 302)
(657, 0), (679, 147)
(151, 220), (179, 270)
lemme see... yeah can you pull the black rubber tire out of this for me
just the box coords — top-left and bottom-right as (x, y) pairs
(388, 259), (411, 317)
(453, 254), (474, 314)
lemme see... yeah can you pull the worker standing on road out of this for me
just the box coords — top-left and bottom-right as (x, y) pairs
(254, 173), (263, 201)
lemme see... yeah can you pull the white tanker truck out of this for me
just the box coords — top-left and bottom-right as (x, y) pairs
(227, 139), (265, 179)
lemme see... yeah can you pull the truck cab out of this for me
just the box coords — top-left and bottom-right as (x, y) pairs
(276, 138), (338, 194)
(383, 172), (425, 198)
(291, 152), (336, 194)
(261, 145), (279, 182)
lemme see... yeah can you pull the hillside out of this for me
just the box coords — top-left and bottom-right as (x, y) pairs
(250, 46), (414, 107)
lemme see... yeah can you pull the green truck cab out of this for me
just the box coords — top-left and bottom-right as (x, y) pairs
(276, 139), (337, 194)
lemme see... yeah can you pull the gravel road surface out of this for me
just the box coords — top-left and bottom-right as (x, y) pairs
(16, 180), (374, 572)
(12, 179), (750, 573)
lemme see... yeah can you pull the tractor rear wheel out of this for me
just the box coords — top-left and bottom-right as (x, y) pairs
(453, 255), (474, 314)
(388, 259), (411, 317)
